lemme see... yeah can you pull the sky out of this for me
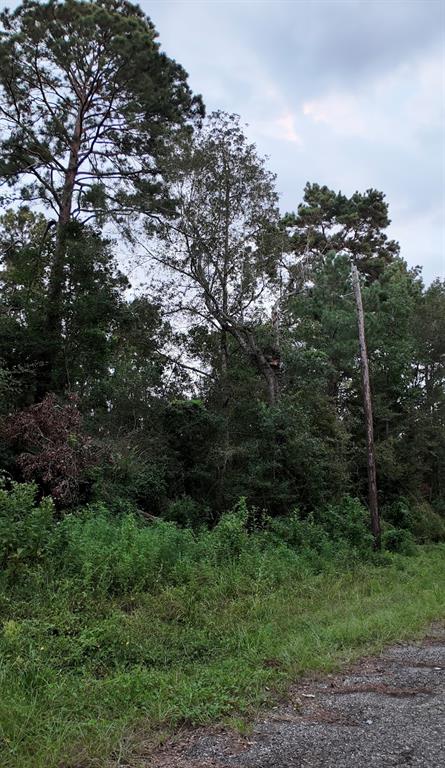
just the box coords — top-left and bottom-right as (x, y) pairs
(1, 0), (443, 281)
(142, 0), (445, 283)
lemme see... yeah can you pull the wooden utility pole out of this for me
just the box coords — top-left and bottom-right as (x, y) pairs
(351, 264), (381, 550)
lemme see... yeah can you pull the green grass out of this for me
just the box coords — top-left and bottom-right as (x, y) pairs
(1, 545), (444, 768)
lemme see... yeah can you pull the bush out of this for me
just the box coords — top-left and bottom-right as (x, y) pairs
(3, 394), (97, 506)
(2, 484), (429, 603)
(270, 509), (329, 552)
(382, 527), (415, 555)
(0, 482), (55, 573)
(383, 498), (445, 543)
(56, 507), (197, 594)
(382, 497), (411, 530)
(410, 502), (445, 543)
(313, 496), (374, 552)
(210, 497), (250, 561)
(164, 495), (210, 528)
(89, 445), (167, 516)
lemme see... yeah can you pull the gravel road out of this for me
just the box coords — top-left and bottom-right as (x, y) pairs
(143, 625), (445, 768)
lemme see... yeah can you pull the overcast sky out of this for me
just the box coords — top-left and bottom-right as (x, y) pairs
(1, 0), (443, 281)
(144, 0), (444, 283)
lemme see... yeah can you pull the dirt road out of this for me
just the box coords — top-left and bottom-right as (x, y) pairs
(144, 626), (445, 768)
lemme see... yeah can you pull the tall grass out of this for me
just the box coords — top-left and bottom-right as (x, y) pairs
(0, 485), (444, 767)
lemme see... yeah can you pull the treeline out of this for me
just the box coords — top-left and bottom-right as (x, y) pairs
(0, 0), (444, 541)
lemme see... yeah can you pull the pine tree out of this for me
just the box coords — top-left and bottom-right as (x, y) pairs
(0, 0), (204, 395)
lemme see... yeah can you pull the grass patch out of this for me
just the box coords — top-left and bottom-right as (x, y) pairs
(0, 545), (444, 767)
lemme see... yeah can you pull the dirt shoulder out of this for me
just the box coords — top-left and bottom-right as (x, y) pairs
(133, 625), (445, 768)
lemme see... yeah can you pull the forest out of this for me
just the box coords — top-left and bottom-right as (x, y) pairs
(0, 2), (444, 767)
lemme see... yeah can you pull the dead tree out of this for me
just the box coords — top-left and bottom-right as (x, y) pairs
(351, 264), (381, 550)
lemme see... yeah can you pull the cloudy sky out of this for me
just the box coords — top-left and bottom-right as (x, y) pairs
(144, 0), (444, 283)
(1, 0), (443, 280)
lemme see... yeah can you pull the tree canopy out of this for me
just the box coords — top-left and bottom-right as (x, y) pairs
(0, 0), (204, 394)
(0, 0), (443, 543)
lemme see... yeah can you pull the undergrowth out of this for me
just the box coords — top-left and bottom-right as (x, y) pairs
(0, 484), (444, 767)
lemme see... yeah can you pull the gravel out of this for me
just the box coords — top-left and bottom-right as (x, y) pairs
(142, 626), (445, 768)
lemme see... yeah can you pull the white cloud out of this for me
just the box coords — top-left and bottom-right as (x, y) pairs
(274, 112), (303, 144)
(303, 94), (367, 137)
(254, 111), (303, 145)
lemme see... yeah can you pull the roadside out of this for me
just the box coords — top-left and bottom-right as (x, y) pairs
(140, 625), (445, 768)
(3, 549), (444, 768)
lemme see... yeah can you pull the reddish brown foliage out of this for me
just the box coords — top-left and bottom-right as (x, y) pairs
(3, 394), (97, 505)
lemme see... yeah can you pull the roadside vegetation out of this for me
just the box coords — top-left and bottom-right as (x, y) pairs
(0, 3), (444, 767)
(1, 485), (444, 767)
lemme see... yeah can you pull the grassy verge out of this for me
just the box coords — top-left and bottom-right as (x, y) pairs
(0, 545), (444, 768)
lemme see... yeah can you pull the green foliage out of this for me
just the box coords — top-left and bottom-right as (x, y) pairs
(314, 497), (374, 552)
(90, 445), (167, 517)
(0, 0), (204, 395)
(0, 0), (203, 217)
(0, 1), (444, 566)
(0, 212), (130, 406)
(0, 8), (444, 763)
(282, 182), (399, 282)
(163, 399), (221, 503)
(165, 495), (210, 528)
(410, 502), (445, 543)
(211, 497), (250, 560)
(381, 527), (415, 555)
(56, 509), (197, 594)
(0, 485), (444, 768)
(0, 483), (55, 573)
(270, 510), (329, 552)
(383, 498), (445, 544)
(269, 497), (374, 563)
(2, 125), (444, 524)
(0, 485), (433, 606)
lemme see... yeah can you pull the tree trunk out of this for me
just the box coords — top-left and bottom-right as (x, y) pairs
(37, 112), (82, 399)
(351, 264), (381, 550)
(270, 301), (281, 403)
(228, 323), (278, 407)
(218, 168), (232, 498)
(218, 328), (231, 500)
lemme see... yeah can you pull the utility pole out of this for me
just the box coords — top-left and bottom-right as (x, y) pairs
(351, 264), (381, 550)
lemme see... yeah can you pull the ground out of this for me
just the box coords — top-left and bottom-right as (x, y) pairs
(133, 625), (445, 768)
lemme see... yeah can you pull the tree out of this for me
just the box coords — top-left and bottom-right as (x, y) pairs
(408, 279), (445, 501)
(0, 0), (204, 395)
(147, 111), (283, 406)
(0, 208), (129, 406)
(351, 264), (380, 549)
(282, 183), (400, 284)
(283, 247), (444, 511)
(0, 207), (51, 408)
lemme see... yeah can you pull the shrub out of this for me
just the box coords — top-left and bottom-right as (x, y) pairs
(3, 394), (98, 506)
(383, 498), (445, 543)
(0, 482), (55, 572)
(165, 496), (210, 528)
(313, 496), (374, 552)
(89, 445), (167, 516)
(410, 502), (445, 543)
(382, 527), (415, 555)
(2, 483), (434, 604)
(382, 497), (412, 530)
(270, 509), (329, 552)
(56, 508), (197, 594)
(210, 497), (250, 561)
